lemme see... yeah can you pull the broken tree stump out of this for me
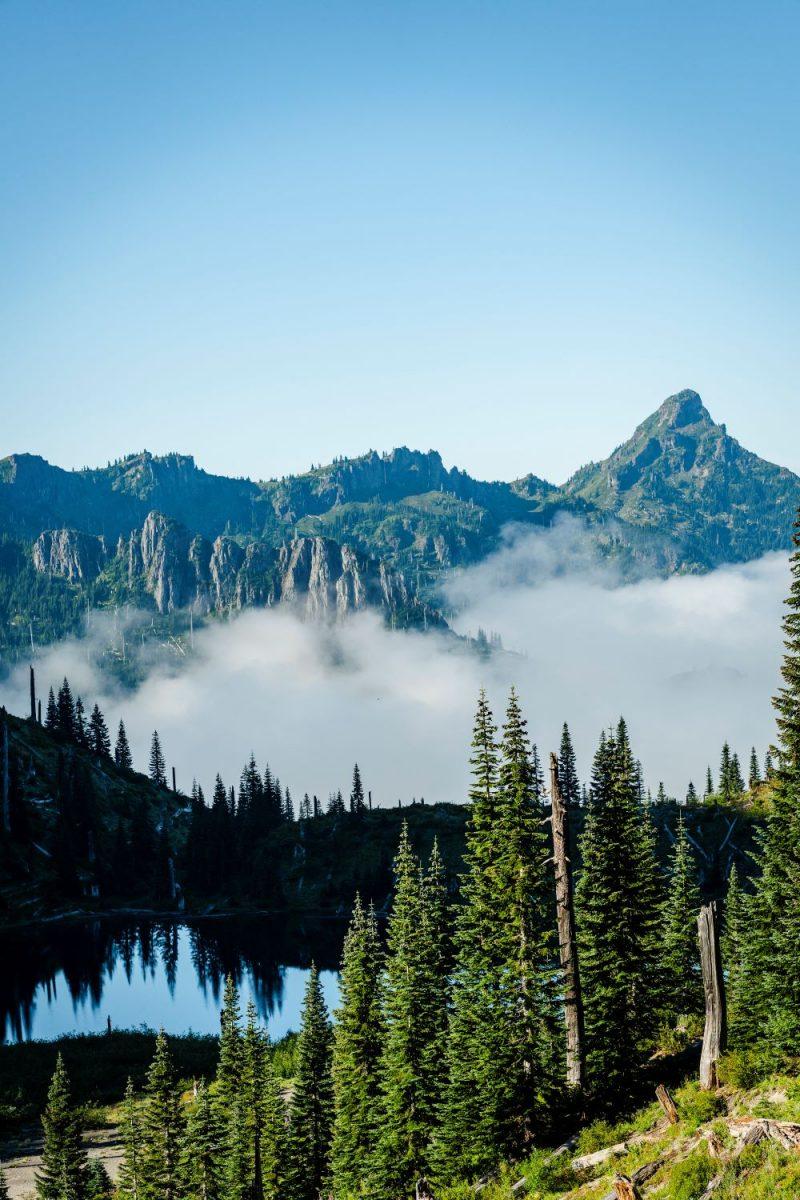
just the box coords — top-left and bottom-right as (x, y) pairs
(415, 1177), (435, 1200)
(698, 901), (727, 1090)
(612, 1175), (641, 1200)
(656, 1083), (679, 1124)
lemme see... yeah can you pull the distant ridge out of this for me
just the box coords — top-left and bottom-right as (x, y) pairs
(1, 391), (798, 655)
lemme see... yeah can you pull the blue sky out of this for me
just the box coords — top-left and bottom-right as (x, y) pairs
(1, 1), (798, 484)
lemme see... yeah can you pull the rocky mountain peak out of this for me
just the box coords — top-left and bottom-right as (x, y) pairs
(652, 389), (711, 431)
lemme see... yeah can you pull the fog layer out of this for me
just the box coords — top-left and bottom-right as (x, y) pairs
(3, 521), (789, 804)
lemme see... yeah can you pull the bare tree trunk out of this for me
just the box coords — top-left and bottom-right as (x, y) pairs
(172, 765), (177, 793)
(698, 901), (727, 1090)
(30, 665), (36, 723)
(550, 752), (585, 1091)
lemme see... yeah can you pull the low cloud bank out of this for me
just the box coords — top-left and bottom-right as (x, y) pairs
(2, 521), (790, 804)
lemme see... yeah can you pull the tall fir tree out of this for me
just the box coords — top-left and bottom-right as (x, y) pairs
(36, 1054), (88, 1200)
(117, 1078), (145, 1200)
(373, 824), (440, 1195)
(89, 705), (111, 759)
(660, 814), (702, 1020)
(436, 690), (557, 1182)
(149, 732), (166, 788)
(287, 965), (333, 1200)
(349, 763), (366, 815)
(733, 513), (800, 1056)
(141, 1032), (184, 1200)
(575, 721), (662, 1101)
(56, 678), (76, 740)
(330, 896), (384, 1197)
(115, 721), (133, 771)
(45, 687), (58, 731)
(686, 781), (698, 806)
(749, 747), (762, 791)
(705, 766), (714, 799)
(74, 697), (88, 748)
(216, 977), (243, 1122)
(773, 510), (800, 777)
(558, 722), (580, 807)
(182, 1080), (223, 1200)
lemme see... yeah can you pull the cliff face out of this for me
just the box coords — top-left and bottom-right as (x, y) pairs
(32, 529), (108, 582)
(30, 510), (428, 624)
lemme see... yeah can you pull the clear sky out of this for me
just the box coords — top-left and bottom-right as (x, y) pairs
(1, 1), (798, 485)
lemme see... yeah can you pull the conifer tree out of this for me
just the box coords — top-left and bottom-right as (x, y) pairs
(435, 695), (505, 1182)
(85, 1160), (112, 1200)
(764, 748), (774, 779)
(89, 705), (111, 759)
(141, 1032), (184, 1200)
(236, 999), (286, 1200)
(685, 781), (698, 806)
(182, 1080), (221, 1200)
(437, 690), (556, 1181)
(719, 742), (733, 801)
(115, 721), (133, 771)
(149, 732), (166, 788)
(117, 1078), (145, 1200)
(36, 1054), (88, 1200)
(373, 824), (438, 1194)
(349, 764), (365, 815)
(223, 1094), (250, 1200)
(660, 814), (702, 1020)
(216, 976), (243, 1122)
(749, 748), (762, 791)
(45, 688), (58, 731)
(74, 697), (88, 748)
(705, 766), (714, 799)
(558, 722), (580, 807)
(575, 721), (662, 1101)
(730, 752), (744, 795)
(420, 837), (451, 1111)
(287, 965), (333, 1200)
(773, 510), (800, 777)
(722, 864), (748, 1013)
(330, 896), (384, 1197)
(56, 678), (76, 740)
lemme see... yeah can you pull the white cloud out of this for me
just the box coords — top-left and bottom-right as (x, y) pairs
(2, 522), (790, 804)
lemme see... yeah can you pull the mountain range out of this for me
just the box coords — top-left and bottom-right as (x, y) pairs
(1, 388), (798, 660)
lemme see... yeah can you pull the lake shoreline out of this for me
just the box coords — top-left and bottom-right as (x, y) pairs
(0, 901), (357, 933)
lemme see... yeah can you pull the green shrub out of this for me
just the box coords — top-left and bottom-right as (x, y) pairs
(673, 1082), (723, 1131)
(664, 1146), (714, 1200)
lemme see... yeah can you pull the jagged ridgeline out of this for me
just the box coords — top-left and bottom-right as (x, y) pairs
(1, 389), (799, 658)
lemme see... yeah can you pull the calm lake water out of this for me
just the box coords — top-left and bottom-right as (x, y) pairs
(0, 916), (344, 1044)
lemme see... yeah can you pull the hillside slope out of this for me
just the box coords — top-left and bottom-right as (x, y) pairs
(2, 390), (798, 658)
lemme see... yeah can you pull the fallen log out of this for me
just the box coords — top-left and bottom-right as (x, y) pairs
(727, 1117), (800, 1150)
(572, 1125), (666, 1173)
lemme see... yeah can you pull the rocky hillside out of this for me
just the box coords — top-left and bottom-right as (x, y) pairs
(1, 390), (798, 656)
(31, 514), (429, 623)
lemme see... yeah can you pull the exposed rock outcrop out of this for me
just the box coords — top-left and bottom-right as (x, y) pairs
(77, 511), (431, 624)
(32, 529), (107, 582)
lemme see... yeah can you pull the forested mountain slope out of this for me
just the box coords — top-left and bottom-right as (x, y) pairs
(1, 389), (798, 656)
